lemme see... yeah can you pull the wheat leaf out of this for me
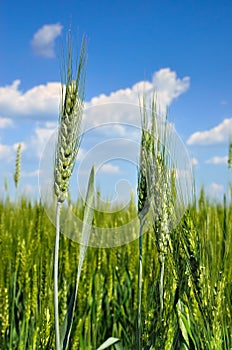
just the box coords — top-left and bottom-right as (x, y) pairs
(96, 337), (120, 350)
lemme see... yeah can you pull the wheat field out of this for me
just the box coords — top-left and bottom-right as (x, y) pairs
(0, 188), (231, 349)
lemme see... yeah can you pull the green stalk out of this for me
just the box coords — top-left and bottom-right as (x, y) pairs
(54, 201), (61, 350)
(159, 256), (164, 315)
(9, 271), (17, 349)
(61, 166), (95, 350)
(137, 96), (153, 349)
(137, 219), (144, 350)
(53, 33), (86, 350)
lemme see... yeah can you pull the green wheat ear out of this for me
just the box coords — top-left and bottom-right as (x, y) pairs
(137, 100), (155, 219)
(228, 140), (232, 169)
(54, 35), (87, 203)
(14, 143), (22, 189)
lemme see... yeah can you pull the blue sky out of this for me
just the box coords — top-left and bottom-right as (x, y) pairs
(1, 0), (232, 204)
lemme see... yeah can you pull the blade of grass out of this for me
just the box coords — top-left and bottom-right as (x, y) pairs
(96, 337), (120, 350)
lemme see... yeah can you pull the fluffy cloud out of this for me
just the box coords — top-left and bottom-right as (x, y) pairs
(0, 117), (13, 128)
(0, 68), (190, 179)
(205, 156), (228, 165)
(31, 23), (63, 58)
(187, 118), (232, 145)
(0, 68), (189, 125)
(87, 68), (189, 111)
(84, 68), (190, 128)
(0, 80), (60, 118)
(152, 68), (190, 106)
(24, 67), (190, 190)
(30, 126), (56, 158)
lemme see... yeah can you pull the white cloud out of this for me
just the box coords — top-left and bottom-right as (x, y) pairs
(152, 68), (190, 107)
(94, 68), (189, 109)
(187, 118), (232, 145)
(31, 23), (63, 58)
(0, 68), (189, 125)
(0, 117), (13, 128)
(205, 155), (228, 165)
(86, 68), (189, 113)
(98, 163), (120, 174)
(84, 68), (190, 129)
(30, 126), (56, 158)
(0, 80), (60, 118)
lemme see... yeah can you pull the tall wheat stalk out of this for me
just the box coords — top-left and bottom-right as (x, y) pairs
(137, 97), (177, 348)
(137, 97), (155, 349)
(53, 33), (87, 350)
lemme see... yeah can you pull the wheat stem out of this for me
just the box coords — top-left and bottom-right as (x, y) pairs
(159, 258), (165, 315)
(137, 219), (144, 350)
(54, 201), (61, 350)
(137, 97), (154, 349)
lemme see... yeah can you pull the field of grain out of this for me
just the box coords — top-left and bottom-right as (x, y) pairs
(0, 189), (231, 349)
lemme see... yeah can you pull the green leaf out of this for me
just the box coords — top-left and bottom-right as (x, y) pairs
(96, 337), (120, 350)
(179, 313), (189, 347)
(179, 313), (197, 349)
(115, 342), (123, 350)
(61, 166), (95, 350)
(177, 300), (197, 349)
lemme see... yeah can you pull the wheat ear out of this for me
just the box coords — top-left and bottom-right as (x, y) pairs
(228, 140), (232, 169)
(54, 36), (87, 203)
(14, 143), (22, 189)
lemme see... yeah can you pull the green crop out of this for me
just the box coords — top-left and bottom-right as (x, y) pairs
(0, 188), (232, 349)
